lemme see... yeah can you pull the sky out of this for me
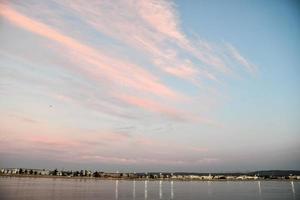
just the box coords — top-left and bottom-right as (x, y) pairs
(0, 0), (299, 172)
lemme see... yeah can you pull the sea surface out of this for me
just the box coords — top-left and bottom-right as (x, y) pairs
(0, 176), (299, 200)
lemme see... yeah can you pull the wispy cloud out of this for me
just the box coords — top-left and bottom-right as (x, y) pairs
(60, 0), (254, 82)
(0, 0), (257, 115)
(0, 3), (197, 122)
(225, 43), (257, 74)
(0, 113), (214, 166)
(0, 4), (178, 98)
(0, 0), (258, 169)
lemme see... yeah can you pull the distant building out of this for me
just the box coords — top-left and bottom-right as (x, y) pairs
(226, 176), (236, 180)
(57, 171), (62, 176)
(188, 175), (201, 179)
(236, 175), (257, 180)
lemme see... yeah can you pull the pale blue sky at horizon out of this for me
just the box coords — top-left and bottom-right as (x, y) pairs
(0, 0), (299, 172)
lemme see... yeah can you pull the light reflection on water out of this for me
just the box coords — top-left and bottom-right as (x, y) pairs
(159, 180), (162, 199)
(291, 181), (295, 200)
(144, 180), (147, 199)
(0, 177), (299, 200)
(115, 180), (118, 200)
(258, 181), (262, 199)
(132, 180), (136, 200)
(207, 181), (212, 197)
(170, 180), (174, 199)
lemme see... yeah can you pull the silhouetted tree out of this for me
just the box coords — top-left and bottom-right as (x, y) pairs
(52, 169), (58, 176)
(93, 171), (100, 177)
(74, 171), (79, 176)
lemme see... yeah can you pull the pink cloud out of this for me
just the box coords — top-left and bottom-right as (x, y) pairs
(137, 0), (185, 42)
(0, 4), (180, 101)
(3, 0), (257, 97)
(164, 65), (198, 78)
(62, 1), (218, 84)
(134, 0), (233, 76)
(114, 93), (214, 124)
(115, 94), (182, 119)
(0, 1), (259, 169)
(1, 113), (213, 166)
(1, 3), (212, 125)
(63, 0), (255, 85)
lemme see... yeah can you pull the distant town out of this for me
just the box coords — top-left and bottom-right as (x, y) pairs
(1, 168), (300, 181)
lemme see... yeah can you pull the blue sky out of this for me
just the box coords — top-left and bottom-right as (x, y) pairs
(0, 0), (299, 171)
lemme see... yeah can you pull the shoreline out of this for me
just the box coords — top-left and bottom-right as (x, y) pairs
(1, 174), (299, 182)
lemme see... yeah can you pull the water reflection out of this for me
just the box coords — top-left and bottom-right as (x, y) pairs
(1, 177), (299, 200)
(159, 180), (162, 199)
(170, 181), (174, 199)
(115, 180), (118, 200)
(207, 181), (212, 197)
(144, 180), (148, 200)
(133, 180), (136, 200)
(258, 181), (262, 199)
(291, 181), (295, 200)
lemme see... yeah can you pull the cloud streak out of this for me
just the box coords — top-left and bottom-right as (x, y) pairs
(0, 118), (212, 166)
(0, 0), (259, 170)
(225, 43), (257, 74)
(0, 4), (179, 99)
(61, 0), (255, 82)
(1, 3), (200, 122)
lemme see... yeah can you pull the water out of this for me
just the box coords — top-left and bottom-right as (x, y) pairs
(0, 177), (299, 200)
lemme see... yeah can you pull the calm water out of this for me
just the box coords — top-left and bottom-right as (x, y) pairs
(0, 177), (299, 200)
